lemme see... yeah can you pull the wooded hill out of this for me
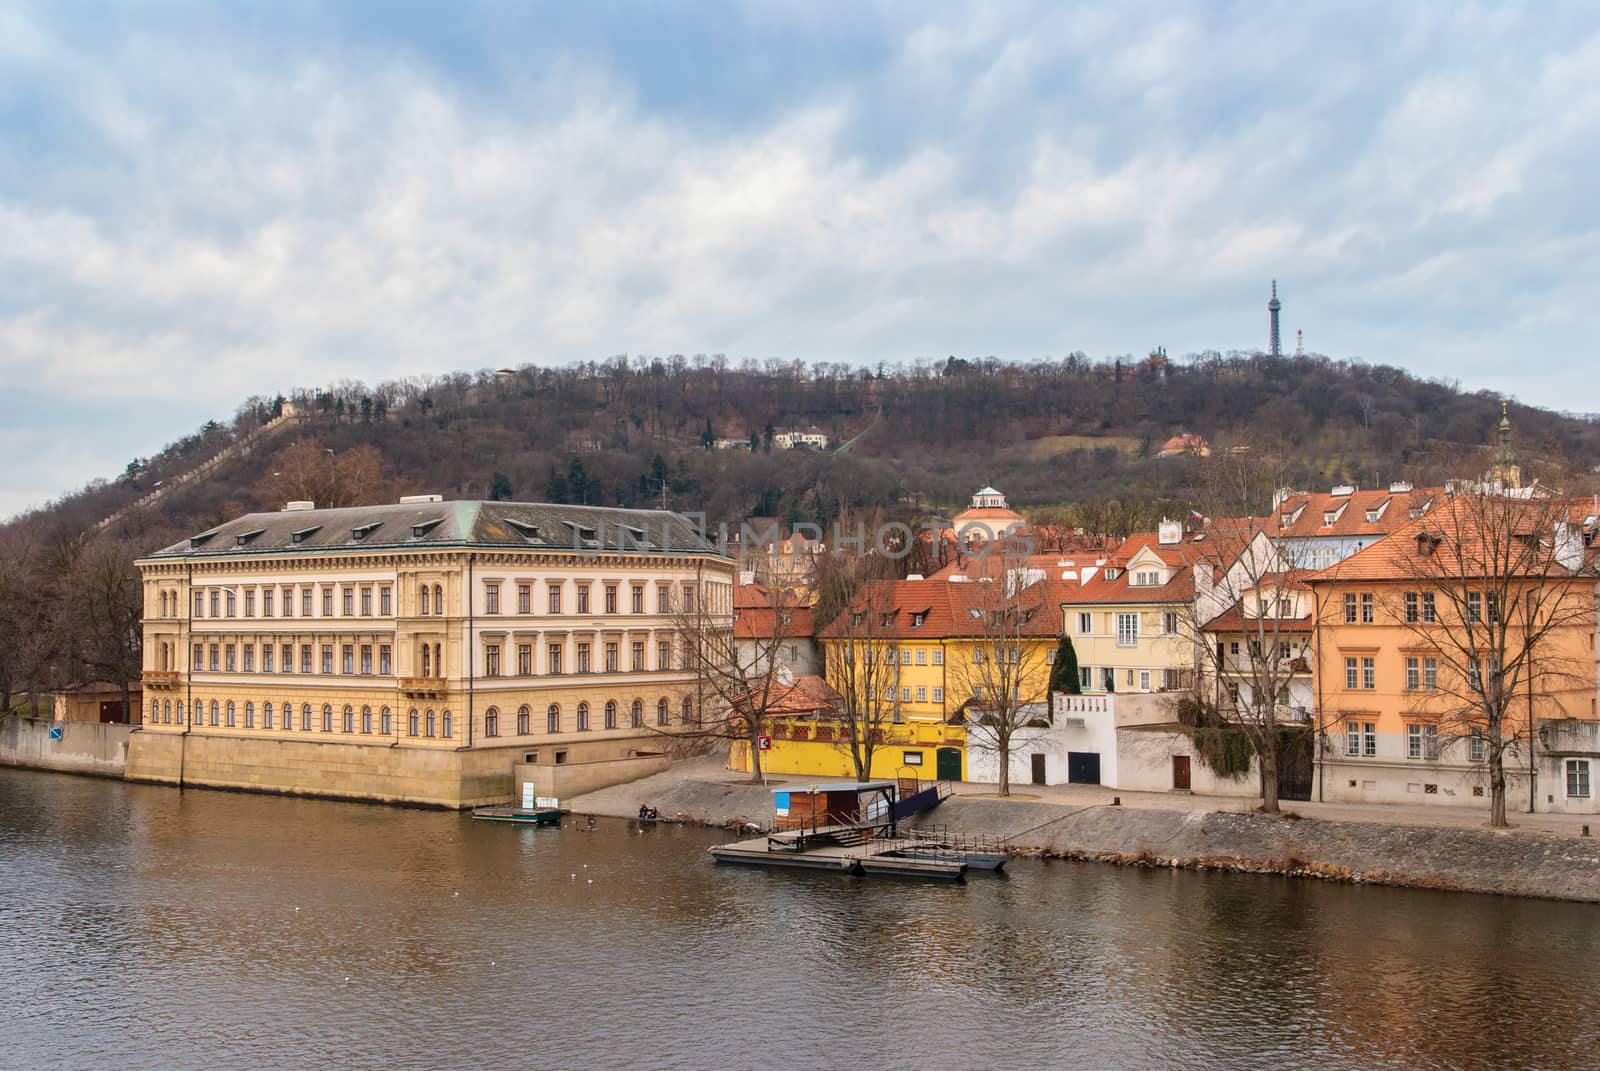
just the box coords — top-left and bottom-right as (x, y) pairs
(14, 349), (1600, 550)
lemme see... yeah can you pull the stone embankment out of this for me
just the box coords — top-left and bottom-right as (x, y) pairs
(0, 716), (131, 779)
(568, 766), (1600, 903)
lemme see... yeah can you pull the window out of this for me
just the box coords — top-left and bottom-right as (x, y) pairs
(577, 702), (590, 731)
(932, 649), (943, 665)
(1162, 612), (1179, 635)
(361, 587), (373, 616)
(548, 644), (563, 675)
(1566, 759), (1590, 798)
(1343, 594), (1356, 623)
(361, 706), (373, 734)
(342, 644), (354, 674)
(320, 645), (333, 674)
(302, 588), (313, 617)
(192, 643), (203, 671)
(971, 647), (984, 663)
(549, 585), (562, 614)
(262, 646), (273, 673)
(515, 706), (529, 735)
(280, 587), (292, 617)
(485, 644), (501, 677)
(630, 700), (643, 728)
(1423, 657), (1437, 690)
(302, 704), (312, 731)
(1421, 593), (1436, 624)
(193, 591), (205, 617)
(657, 698), (670, 726)
(518, 584), (531, 614)
(915, 648), (927, 665)
(1360, 593), (1374, 624)
(932, 687), (944, 703)
(604, 701), (617, 729)
(301, 644), (313, 674)
(208, 644), (219, 671)
(576, 643), (591, 673)
(322, 588), (334, 616)
(1345, 657), (1358, 690)
(224, 644), (236, 672)
(262, 702), (272, 729)
(576, 584), (591, 613)
(1139, 669), (1151, 692)
(632, 586), (644, 614)
(421, 645), (432, 677)
(380, 587), (392, 615)
(409, 709), (419, 736)
(1132, 569), (1160, 587)
(441, 711), (452, 738)
(1405, 592), (1419, 623)
(657, 586), (671, 614)
(1115, 613), (1139, 647)
(632, 642), (645, 671)
(433, 585), (444, 614)
(658, 642), (672, 670)
(381, 708), (392, 735)
(343, 706), (354, 733)
(426, 710), (436, 737)
(485, 708), (499, 737)
(901, 687), (912, 702)
(1362, 657), (1376, 690)
(900, 649), (912, 665)
(322, 705), (333, 732)
(341, 587), (354, 616)
(240, 702), (252, 728)
(518, 644), (532, 676)
(225, 590), (237, 617)
(1467, 592), (1482, 623)
(243, 590), (255, 617)
(485, 583), (500, 614)
(547, 704), (561, 733)
(1345, 721), (1361, 757)
(682, 586), (695, 613)
(379, 645), (392, 675)
(682, 696), (694, 724)
(1469, 730), (1487, 763)
(605, 586), (618, 614)
(605, 643), (619, 672)
(916, 686), (927, 702)
(1406, 657), (1420, 691)
(1077, 612), (1093, 635)
(420, 586), (431, 615)
(1407, 723), (1439, 761)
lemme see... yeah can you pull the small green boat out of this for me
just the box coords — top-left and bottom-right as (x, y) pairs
(471, 805), (562, 826)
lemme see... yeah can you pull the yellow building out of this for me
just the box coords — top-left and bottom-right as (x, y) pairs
(133, 497), (733, 807)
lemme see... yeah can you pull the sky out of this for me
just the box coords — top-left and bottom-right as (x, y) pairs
(3, 2), (1599, 518)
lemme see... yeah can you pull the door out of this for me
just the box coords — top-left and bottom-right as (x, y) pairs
(1030, 753), (1047, 785)
(1067, 752), (1101, 785)
(1173, 755), (1192, 791)
(936, 747), (963, 782)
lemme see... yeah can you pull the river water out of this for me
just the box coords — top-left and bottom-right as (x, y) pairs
(1, 767), (1595, 1071)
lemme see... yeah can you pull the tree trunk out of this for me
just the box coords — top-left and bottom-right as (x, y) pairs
(1258, 730), (1280, 814)
(997, 740), (1010, 797)
(1488, 721), (1509, 828)
(748, 723), (764, 784)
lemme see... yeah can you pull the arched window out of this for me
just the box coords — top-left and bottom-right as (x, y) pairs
(433, 585), (444, 614)
(657, 698), (669, 726)
(284, 701), (295, 730)
(420, 586), (430, 615)
(441, 710), (453, 738)
(243, 701), (254, 728)
(322, 705), (333, 732)
(361, 706), (373, 734)
(210, 700), (220, 726)
(576, 702), (589, 731)
(226, 701), (236, 727)
(409, 709), (419, 736)
(343, 705), (354, 733)
(302, 704), (312, 731)
(263, 702), (273, 729)
(175, 700), (184, 725)
(485, 708), (499, 737)
(426, 710), (437, 737)
(630, 699), (643, 728)
(163, 699), (172, 724)
(421, 644), (431, 677)
(604, 701), (617, 730)
(516, 706), (530, 735)
(434, 643), (443, 677)
(547, 704), (560, 733)
(681, 696), (694, 725)
(150, 698), (160, 722)
(381, 707), (392, 735)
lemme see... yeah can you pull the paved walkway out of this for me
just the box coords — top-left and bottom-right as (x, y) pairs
(573, 755), (1598, 838)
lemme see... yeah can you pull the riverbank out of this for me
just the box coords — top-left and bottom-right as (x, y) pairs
(568, 760), (1600, 903)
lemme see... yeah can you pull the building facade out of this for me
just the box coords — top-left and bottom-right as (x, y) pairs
(132, 499), (733, 807)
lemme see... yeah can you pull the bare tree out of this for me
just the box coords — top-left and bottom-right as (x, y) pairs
(57, 536), (145, 722)
(944, 561), (1053, 797)
(666, 581), (799, 783)
(1389, 493), (1594, 827)
(819, 581), (903, 782)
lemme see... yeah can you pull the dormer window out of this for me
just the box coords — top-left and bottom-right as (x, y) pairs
(189, 531), (218, 550)
(1103, 567), (1120, 581)
(290, 525), (322, 544)
(1132, 569), (1161, 587)
(506, 518), (540, 541)
(911, 610), (928, 627)
(410, 519), (442, 539)
(234, 528), (265, 547)
(350, 522), (382, 541)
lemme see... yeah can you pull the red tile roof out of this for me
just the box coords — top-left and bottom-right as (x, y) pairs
(1264, 486), (1443, 540)
(732, 582), (817, 639)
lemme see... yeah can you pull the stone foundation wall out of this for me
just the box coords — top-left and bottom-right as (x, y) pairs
(511, 754), (672, 801)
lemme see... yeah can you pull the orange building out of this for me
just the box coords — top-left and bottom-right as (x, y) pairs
(1307, 496), (1599, 814)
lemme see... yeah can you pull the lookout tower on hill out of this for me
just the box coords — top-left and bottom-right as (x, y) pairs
(1268, 280), (1282, 357)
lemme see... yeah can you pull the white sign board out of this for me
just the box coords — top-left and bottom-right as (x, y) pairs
(536, 796), (560, 810)
(521, 782), (536, 809)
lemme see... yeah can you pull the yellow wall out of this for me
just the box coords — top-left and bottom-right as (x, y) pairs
(816, 635), (1057, 722)
(1066, 603), (1192, 692)
(730, 719), (967, 781)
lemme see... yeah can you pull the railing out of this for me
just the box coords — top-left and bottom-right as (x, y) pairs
(143, 671), (179, 690)
(399, 677), (449, 698)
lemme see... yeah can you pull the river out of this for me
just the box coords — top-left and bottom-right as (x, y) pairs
(0, 767), (1595, 1071)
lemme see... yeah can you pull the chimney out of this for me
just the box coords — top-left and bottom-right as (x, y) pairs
(1158, 519), (1183, 546)
(738, 570), (756, 586)
(283, 501), (315, 512)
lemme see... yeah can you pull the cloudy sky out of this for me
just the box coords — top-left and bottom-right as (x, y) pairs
(3, 2), (1597, 517)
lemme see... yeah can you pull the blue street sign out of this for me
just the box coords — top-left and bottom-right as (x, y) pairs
(48, 727), (63, 740)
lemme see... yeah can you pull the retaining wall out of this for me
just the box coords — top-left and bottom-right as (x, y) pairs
(0, 716), (131, 778)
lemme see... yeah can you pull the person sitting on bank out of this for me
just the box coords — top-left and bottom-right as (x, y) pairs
(638, 804), (658, 821)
